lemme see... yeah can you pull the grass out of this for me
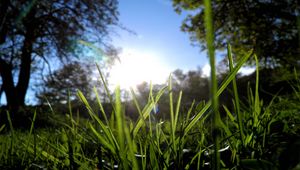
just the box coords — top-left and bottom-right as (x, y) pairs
(1, 50), (299, 169)
(1, 0), (300, 169)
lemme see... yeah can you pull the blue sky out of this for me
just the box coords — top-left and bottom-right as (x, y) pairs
(108, 0), (212, 89)
(110, 0), (208, 76)
(108, 0), (255, 89)
(0, 0), (254, 105)
(1, 0), (206, 105)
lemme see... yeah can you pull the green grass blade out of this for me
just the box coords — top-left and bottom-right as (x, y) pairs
(130, 88), (143, 119)
(67, 90), (75, 130)
(77, 90), (94, 114)
(168, 75), (177, 153)
(93, 86), (109, 125)
(78, 90), (119, 151)
(115, 86), (124, 151)
(174, 90), (182, 132)
(148, 82), (155, 137)
(222, 105), (238, 129)
(0, 124), (5, 132)
(203, 0), (221, 167)
(227, 44), (244, 142)
(6, 111), (14, 162)
(91, 111), (119, 150)
(88, 122), (116, 155)
(254, 54), (260, 125)
(186, 100), (195, 122)
(218, 50), (253, 96)
(6, 111), (14, 133)
(124, 121), (139, 169)
(22, 110), (37, 164)
(96, 63), (116, 113)
(184, 49), (253, 137)
(133, 86), (167, 137)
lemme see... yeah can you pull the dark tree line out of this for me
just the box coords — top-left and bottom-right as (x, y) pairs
(36, 61), (93, 105)
(173, 0), (300, 69)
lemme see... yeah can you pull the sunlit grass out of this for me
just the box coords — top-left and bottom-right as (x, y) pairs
(0, 48), (299, 169)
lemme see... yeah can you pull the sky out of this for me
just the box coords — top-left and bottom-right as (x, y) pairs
(108, 0), (210, 89)
(108, 0), (255, 89)
(2, 0), (204, 105)
(0, 0), (254, 105)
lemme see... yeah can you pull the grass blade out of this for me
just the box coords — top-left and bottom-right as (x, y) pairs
(227, 44), (245, 142)
(96, 63), (116, 113)
(89, 123), (116, 155)
(132, 86), (167, 137)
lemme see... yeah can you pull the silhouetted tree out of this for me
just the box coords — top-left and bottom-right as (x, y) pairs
(37, 61), (93, 105)
(0, 0), (119, 114)
(173, 0), (300, 68)
(172, 68), (209, 106)
(136, 82), (168, 105)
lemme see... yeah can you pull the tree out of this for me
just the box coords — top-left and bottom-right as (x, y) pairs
(172, 68), (209, 106)
(0, 0), (119, 113)
(173, 0), (300, 68)
(36, 61), (93, 105)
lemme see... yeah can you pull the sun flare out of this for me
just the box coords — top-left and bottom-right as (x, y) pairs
(109, 48), (170, 90)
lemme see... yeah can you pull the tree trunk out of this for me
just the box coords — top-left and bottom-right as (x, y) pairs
(0, 41), (34, 120)
(0, 9), (36, 116)
(0, 58), (19, 115)
(16, 27), (34, 107)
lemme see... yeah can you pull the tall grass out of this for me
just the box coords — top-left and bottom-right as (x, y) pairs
(72, 47), (252, 169)
(1, 0), (300, 169)
(0, 45), (299, 169)
(203, 0), (222, 169)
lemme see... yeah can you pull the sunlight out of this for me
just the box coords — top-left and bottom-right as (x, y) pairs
(202, 63), (211, 77)
(202, 63), (255, 77)
(109, 48), (170, 90)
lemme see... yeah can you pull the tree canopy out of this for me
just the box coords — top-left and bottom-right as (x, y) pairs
(36, 61), (93, 105)
(172, 68), (209, 105)
(173, 0), (300, 68)
(0, 0), (119, 112)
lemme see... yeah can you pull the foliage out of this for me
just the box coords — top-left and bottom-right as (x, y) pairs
(172, 0), (300, 68)
(0, 61), (299, 169)
(36, 61), (93, 105)
(0, 0), (119, 110)
(172, 68), (209, 106)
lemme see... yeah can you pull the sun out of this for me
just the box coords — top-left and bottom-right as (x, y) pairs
(109, 48), (170, 90)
